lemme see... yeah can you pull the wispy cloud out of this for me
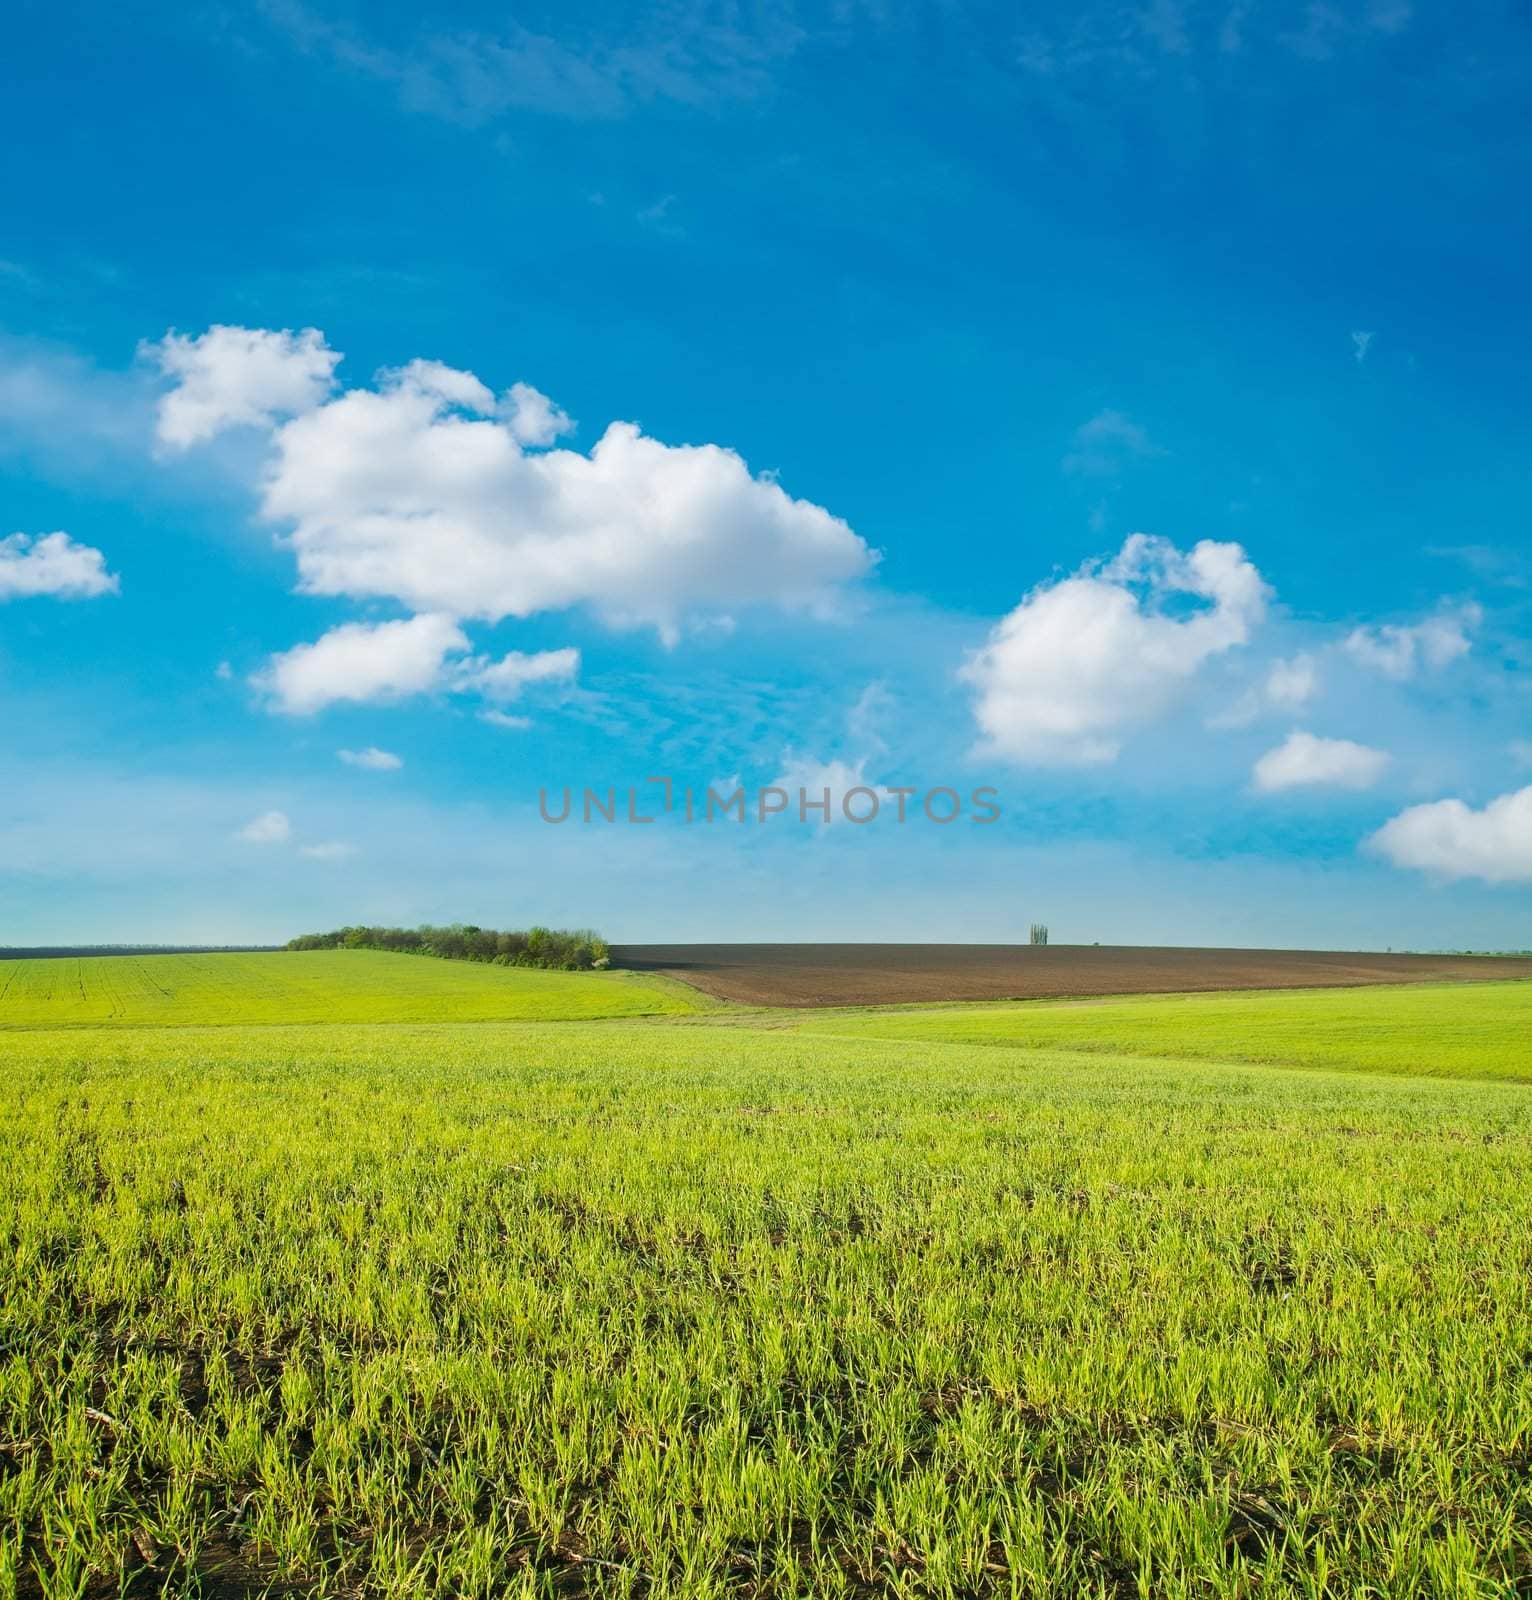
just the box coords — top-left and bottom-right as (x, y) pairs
(454, 648), (581, 703)
(299, 840), (358, 860)
(1018, 0), (1413, 76)
(0, 258), (41, 292)
(338, 746), (403, 771)
(1063, 410), (1162, 477)
(1344, 603), (1479, 680)
(0, 333), (156, 467)
(847, 681), (895, 752)
(257, 0), (805, 126)
(637, 193), (682, 234)
(1208, 652), (1321, 729)
(237, 809), (292, 844)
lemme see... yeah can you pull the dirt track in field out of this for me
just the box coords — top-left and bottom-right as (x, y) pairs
(611, 943), (1532, 1008)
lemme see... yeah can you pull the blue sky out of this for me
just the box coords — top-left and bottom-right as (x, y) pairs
(2, 0), (1529, 946)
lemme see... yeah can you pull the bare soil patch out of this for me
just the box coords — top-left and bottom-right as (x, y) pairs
(610, 943), (1532, 1008)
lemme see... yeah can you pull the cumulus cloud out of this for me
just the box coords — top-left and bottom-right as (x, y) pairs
(1344, 604), (1479, 679)
(1252, 730), (1390, 793)
(453, 646), (580, 701)
(1368, 786), (1532, 884)
(338, 746), (403, 770)
(153, 332), (875, 643)
(963, 533), (1269, 764)
(237, 809), (292, 844)
(144, 325), (341, 451)
(0, 531), (119, 600)
(502, 381), (573, 446)
(479, 708), (533, 730)
(254, 613), (468, 715)
(258, 358), (872, 639)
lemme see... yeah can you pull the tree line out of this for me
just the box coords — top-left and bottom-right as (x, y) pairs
(286, 924), (610, 970)
(0, 945), (280, 960)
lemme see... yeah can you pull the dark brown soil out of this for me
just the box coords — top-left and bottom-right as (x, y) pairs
(612, 943), (1532, 1008)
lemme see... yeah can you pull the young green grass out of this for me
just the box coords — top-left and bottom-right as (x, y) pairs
(0, 950), (701, 1028)
(790, 979), (1532, 1082)
(3, 990), (1531, 1597)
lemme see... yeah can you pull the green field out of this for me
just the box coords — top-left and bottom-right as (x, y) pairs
(793, 980), (1532, 1081)
(3, 957), (1531, 1597)
(0, 950), (699, 1027)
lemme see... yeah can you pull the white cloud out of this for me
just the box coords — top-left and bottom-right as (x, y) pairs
(300, 840), (358, 860)
(154, 338), (873, 641)
(237, 809), (292, 844)
(454, 645), (580, 701)
(0, 258), (39, 290)
(771, 753), (875, 822)
(847, 680), (895, 751)
(0, 531), (118, 600)
(479, 708), (533, 730)
(1368, 786), (1532, 884)
(1208, 651), (1321, 729)
(259, 0), (802, 126)
(254, 613), (467, 715)
(1351, 330), (1374, 363)
(1266, 652), (1320, 709)
(338, 746), (403, 770)
(963, 534), (1269, 765)
(638, 194), (681, 234)
(1344, 603), (1479, 679)
(145, 325), (340, 451)
(255, 615), (580, 720)
(0, 334), (154, 464)
(774, 752), (870, 794)
(502, 381), (573, 446)
(377, 357), (491, 411)
(1063, 410), (1161, 476)
(1512, 740), (1532, 770)
(1252, 730), (1390, 793)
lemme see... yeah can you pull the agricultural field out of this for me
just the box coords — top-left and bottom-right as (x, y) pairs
(2, 957), (1531, 1597)
(614, 942), (1532, 1007)
(0, 951), (699, 1028)
(793, 980), (1532, 1082)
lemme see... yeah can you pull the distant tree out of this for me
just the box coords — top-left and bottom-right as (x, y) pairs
(285, 924), (610, 971)
(1029, 923), (1049, 946)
